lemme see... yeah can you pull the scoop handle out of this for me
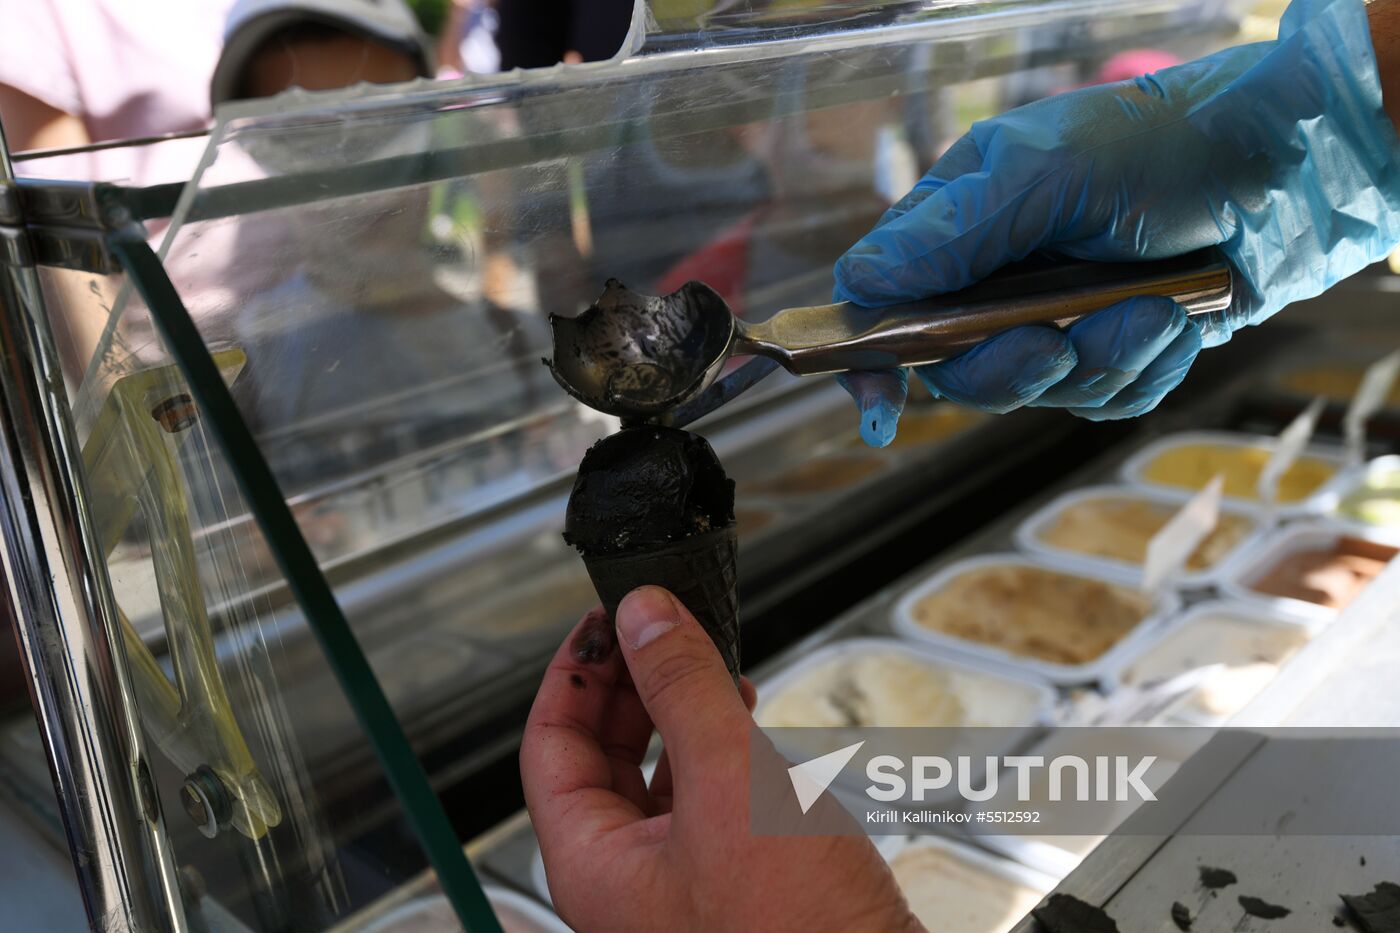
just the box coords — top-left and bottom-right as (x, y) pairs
(737, 248), (1233, 376)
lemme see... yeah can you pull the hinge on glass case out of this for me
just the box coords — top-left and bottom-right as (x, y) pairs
(0, 181), (20, 226)
(25, 226), (121, 274)
(3, 179), (163, 273)
(0, 227), (31, 267)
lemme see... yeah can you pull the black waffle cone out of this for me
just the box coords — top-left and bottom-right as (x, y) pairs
(580, 525), (740, 684)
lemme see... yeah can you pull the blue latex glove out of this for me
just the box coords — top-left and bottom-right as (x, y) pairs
(837, 0), (1400, 447)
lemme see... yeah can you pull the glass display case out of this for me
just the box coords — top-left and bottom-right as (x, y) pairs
(0, 0), (1259, 929)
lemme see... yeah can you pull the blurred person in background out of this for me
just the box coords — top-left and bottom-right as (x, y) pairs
(0, 0), (233, 180)
(0, 0), (439, 384)
(210, 0), (433, 104)
(208, 0), (568, 549)
(495, 0), (633, 67)
(436, 0), (501, 76)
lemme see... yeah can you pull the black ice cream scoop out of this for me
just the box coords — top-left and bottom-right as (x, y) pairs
(546, 249), (1232, 427)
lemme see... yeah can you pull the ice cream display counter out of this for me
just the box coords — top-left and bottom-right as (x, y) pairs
(472, 286), (1400, 930)
(6, 0), (1397, 930)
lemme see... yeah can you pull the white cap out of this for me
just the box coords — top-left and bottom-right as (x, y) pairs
(211, 0), (432, 106)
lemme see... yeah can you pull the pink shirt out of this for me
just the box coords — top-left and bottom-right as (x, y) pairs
(0, 0), (233, 183)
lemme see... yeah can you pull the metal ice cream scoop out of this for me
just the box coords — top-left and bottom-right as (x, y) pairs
(547, 248), (1232, 427)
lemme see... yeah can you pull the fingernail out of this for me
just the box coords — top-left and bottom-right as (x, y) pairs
(571, 606), (616, 664)
(860, 396), (901, 448)
(616, 586), (680, 650)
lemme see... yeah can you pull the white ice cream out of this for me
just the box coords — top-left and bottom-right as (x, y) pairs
(889, 843), (1047, 933)
(1118, 613), (1310, 720)
(757, 649), (1043, 728)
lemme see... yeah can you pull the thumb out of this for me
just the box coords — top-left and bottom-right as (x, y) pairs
(835, 369), (909, 448)
(614, 586), (751, 772)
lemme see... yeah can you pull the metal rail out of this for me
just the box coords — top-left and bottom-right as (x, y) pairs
(0, 123), (186, 929)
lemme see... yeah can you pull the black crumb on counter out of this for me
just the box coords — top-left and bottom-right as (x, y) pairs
(1199, 866), (1238, 889)
(1171, 901), (1192, 930)
(1239, 895), (1291, 919)
(1033, 894), (1120, 933)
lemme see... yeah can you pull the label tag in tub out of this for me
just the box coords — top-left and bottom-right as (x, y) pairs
(1258, 396), (1325, 511)
(1344, 350), (1400, 464)
(1063, 666), (1223, 726)
(1143, 474), (1223, 592)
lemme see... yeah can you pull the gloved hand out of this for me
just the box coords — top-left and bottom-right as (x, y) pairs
(837, 0), (1400, 447)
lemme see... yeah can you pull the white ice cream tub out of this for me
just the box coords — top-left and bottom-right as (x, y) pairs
(358, 885), (570, 933)
(892, 554), (1179, 686)
(754, 636), (1059, 810)
(1217, 521), (1400, 625)
(1118, 430), (1355, 516)
(1015, 483), (1266, 590)
(879, 834), (1055, 933)
(754, 636), (1058, 729)
(975, 727), (1198, 879)
(1103, 600), (1317, 726)
(1329, 453), (1400, 533)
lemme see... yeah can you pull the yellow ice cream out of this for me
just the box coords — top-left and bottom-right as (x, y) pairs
(1280, 364), (1400, 405)
(1039, 495), (1253, 571)
(908, 565), (1152, 665)
(889, 845), (1045, 933)
(1338, 467), (1400, 527)
(1139, 442), (1335, 503)
(1119, 614), (1310, 719)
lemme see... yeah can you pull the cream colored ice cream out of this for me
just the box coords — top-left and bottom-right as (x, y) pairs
(890, 845), (1046, 933)
(757, 650), (1042, 728)
(1339, 467), (1400, 527)
(908, 565), (1153, 665)
(1038, 495), (1253, 571)
(1119, 614), (1310, 719)
(1139, 442), (1336, 503)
